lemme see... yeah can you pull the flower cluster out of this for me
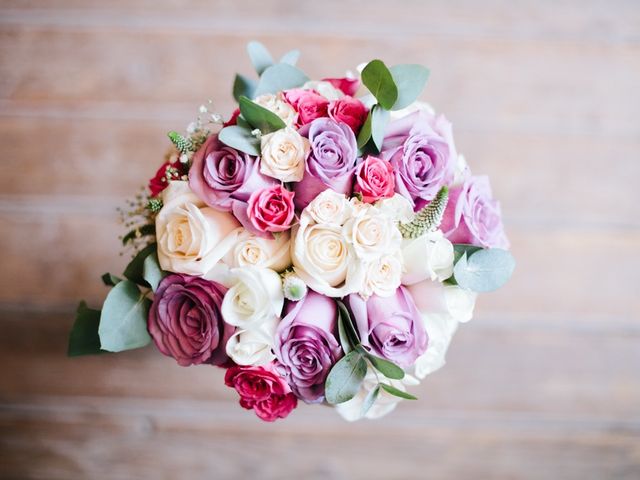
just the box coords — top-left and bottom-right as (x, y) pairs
(69, 43), (514, 423)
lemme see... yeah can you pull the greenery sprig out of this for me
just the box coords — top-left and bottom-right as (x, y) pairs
(398, 185), (449, 239)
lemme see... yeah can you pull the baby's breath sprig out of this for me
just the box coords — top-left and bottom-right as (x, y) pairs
(117, 186), (158, 257)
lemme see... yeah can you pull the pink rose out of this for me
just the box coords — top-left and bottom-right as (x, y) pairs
(322, 77), (360, 96)
(354, 156), (395, 203)
(440, 175), (510, 249)
(283, 88), (329, 126)
(329, 96), (367, 133)
(247, 185), (295, 233)
(225, 362), (298, 422)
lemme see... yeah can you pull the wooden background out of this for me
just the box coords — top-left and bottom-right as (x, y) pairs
(1, 1), (639, 478)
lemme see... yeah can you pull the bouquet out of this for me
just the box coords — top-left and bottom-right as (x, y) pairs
(68, 42), (514, 422)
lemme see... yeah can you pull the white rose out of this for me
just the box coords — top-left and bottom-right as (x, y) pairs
(259, 127), (309, 182)
(225, 318), (278, 366)
(443, 285), (477, 323)
(305, 190), (352, 225)
(302, 80), (344, 100)
(389, 100), (436, 121)
(291, 213), (363, 297)
(335, 369), (420, 422)
(343, 205), (402, 261)
(253, 93), (297, 126)
(401, 230), (454, 285)
(224, 229), (291, 272)
(413, 312), (458, 379)
(376, 193), (415, 224)
(156, 181), (241, 276)
(361, 253), (403, 298)
(221, 267), (284, 329)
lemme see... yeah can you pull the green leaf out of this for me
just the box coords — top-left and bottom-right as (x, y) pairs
(122, 224), (155, 246)
(325, 350), (367, 405)
(98, 280), (152, 352)
(453, 243), (483, 265)
(143, 252), (166, 292)
(123, 242), (157, 287)
(357, 347), (405, 380)
(101, 273), (122, 287)
(361, 59), (398, 110)
(67, 301), (104, 357)
(247, 41), (274, 75)
(218, 125), (260, 156)
(370, 105), (390, 151)
(336, 300), (359, 354)
(253, 63), (309, 97)
(380, 383), (417, 400)
(361, 384), (380, 417)
(357, 108), (374, 149)
(238, 96), (286, 133)
(280, 49), (300, 66)
(453, 248), (515, 293)
(233, 73), (257, 102)
(389, 64), (430, 110)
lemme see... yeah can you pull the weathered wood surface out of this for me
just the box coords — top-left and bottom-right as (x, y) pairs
(0, 1), (639, 478)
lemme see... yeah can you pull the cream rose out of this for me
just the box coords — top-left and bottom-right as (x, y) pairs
(343, 204), (402, 261)
(221, 267), (284, 329)
(156, 181), (241, 276)
(302, 80), (344, 100)
(305, 190), (352, 225)
(376, 193), (415, 224)
(224, 230), (291, 272)
(401, 230), (454, 285)
(259, 127), (309, 182)
(253, 93), (297, 126)
(225, 318), (278, 366)
(361, 253), (403, 298)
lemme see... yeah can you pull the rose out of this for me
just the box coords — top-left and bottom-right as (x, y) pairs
(343, 203), (402, 261)
(221, 267), (284, 329)
(253, 93), (297, 126)
(293, 118), (359, 210)
(225, 317), (278, 366)
(345, 286), (428, 367)
(149, 159), (185, 197)
(376, 193), (415, 224)
(328, 96), (367, 133)
(382, 110), (456, 210)
(225, 363), (298, 422)
(401, 230), (454, 285)
(188, 134), (275, 214)
(322, 76), (360, 96)
(440, 175), (509, 249)
(246, 185), (295, 234)
(259, 127), (309, 182)
(156, 181), (241, 276)
(224, 229), (291, 271)
(274, 291), (342, 403)
(304, 189), (352, 226)
(361, 253), (403, 298)
(148, 273), (234, 366)
(302, 80), (344, 100)
(283, 88), (329, 126)
(353, 156), (395, 203)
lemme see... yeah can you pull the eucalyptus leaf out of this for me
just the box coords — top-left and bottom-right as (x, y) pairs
(67, 301), (104, 357)
(337, 300), (359, 352)
(356, 108), (374, 149)
(123, 242), (156, 287)
(98, 280), (152, 352)
(325, 350), (367, 405)
(380, 383), (418, 400)
(253, 63), (309, 97)
(238, 96), (286, 133)
(122, 224), (155, 246)
(453, 248), (515, 293)
(361, 384), (380, 417)
(247, 41), (274, 75)
(371, 105), (390, 151)
(233, 73), (257, 102)
(389, 64), (430, 110)
(453, 244), (483, 264)
(280, 49), (300, 66)
(218, 125), (260, 156)
(101, 272), (122, 287)
(361, 59), (398, 110)
(337, 312), (353, 355)
(143, 252), (166, 292)
(358, 347), (405, 380)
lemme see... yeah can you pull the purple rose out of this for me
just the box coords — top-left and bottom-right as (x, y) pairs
(381, 110), (456, 210)
(148, 273), (234, 367)
(274, 291), (343, 403)
(293, 118), (359, 210)
(345, 286), (428, 368)
(189, 134), (275, 235)
(440, 175), (509, 249)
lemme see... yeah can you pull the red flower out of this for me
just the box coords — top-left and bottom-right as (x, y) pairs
(223, 108), (241, 127)
(322, 77), (360, 96)
(225, 363), (298, 422)
(329, 96), (368, 134)
(283, 88), (329, 126)
(149, 161), (186, 197)
(247, 185), (295, 233)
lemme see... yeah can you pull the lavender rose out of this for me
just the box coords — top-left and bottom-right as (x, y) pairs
(274, 291), (343, 403)
(440, 175), (509, 249)
(148, 273), (235, 367)
(293, 118), (359, 210)
(345, 286), (428, 368)
(381, 110), (456, 210)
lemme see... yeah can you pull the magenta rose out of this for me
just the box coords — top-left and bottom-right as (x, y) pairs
(274, 291), (343, 403)
(440, 175), (509, 249)
(225, 362), (298, 422)
(284, 88), (329, 126)
(328, 96), (367, 133)
(381, 110), (456, 211)
(246, 184), (295, 234)
(322, 77), (360, 96)
(188, 133), (275, 214)
(293, 118), (359, 210)
(148, 274), (234, 367)
(345, 286), (428, 368)
(353, 155), (395, 203)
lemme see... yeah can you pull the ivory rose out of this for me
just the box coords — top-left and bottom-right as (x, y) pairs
(343, 203), (402, 261)
(361, 253), (403, 298)
(224, 230), (291, 271)
(253, 92), (297, 126)
(304, 189), (353, 226)
(401, 230), (454, 284)
(302, 80), (344, 100)
(156, 181), (241, 276)
(259, 127), (310, 182)
(225, 317), (278, 366)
